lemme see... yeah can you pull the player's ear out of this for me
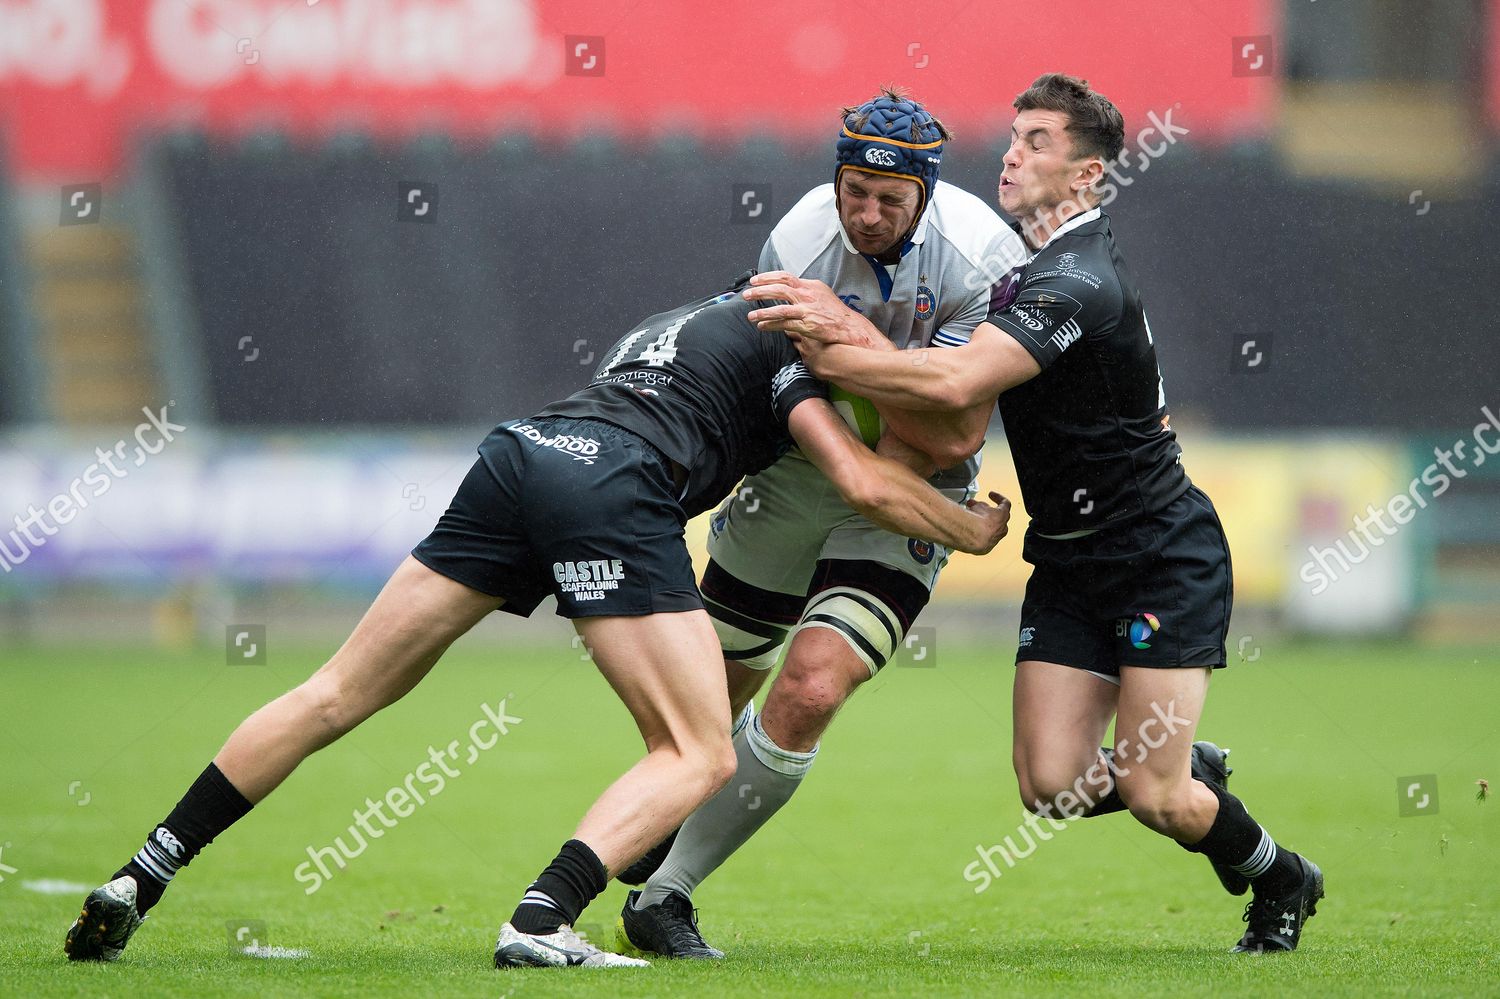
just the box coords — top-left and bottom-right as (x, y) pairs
(1072, 157), (1105, 196)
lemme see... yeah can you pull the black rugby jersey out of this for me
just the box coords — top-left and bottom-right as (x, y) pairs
(986, 208), (1189, 534)
(537, 286), (827, 517)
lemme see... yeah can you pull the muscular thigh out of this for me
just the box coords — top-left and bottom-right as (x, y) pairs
(1012, 660), (1118, 812)
(575, 610), (731, 747)
(1111, 664), (1209, 791)
(315, 556), (503, 714)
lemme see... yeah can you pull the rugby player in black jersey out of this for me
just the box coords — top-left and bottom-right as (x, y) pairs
(747, 75), (1322, 954)
(63, 277), (1011, 970)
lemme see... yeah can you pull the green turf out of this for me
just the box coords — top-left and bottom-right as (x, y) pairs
(1, 638), (1497, 997)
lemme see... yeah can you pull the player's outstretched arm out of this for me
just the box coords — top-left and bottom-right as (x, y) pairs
(794, 322), (1041, 412)
(787, 398), (1011, 555)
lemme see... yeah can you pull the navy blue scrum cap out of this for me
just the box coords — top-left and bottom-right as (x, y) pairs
(834, 92), (945, 221)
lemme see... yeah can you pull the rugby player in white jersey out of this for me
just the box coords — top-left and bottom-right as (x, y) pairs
(753, 74), (1323, 955)
(617, 88), (1027, 959)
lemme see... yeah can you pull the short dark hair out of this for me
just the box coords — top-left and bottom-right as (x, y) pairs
(1012, 73), (1124, 163)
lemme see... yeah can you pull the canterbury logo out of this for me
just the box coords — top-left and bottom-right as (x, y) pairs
(154, 828), (185, 860)
(864, 148), (897, 167)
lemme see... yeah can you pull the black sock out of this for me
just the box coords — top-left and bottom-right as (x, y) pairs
(1081, 748), (1127, 817)
(510, 839), (608, 934)
(113, 762), (254, 916)
(1186, 782), (1301, 895)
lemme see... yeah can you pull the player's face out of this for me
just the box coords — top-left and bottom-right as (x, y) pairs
(837, 170), (922, 255)
(999, 110), (1093, 219)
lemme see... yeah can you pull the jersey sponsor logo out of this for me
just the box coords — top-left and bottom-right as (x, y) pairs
(995, 287), (1085, 351)
(1116, 612), (1161, 650)
(864, 147), (898, 167)
(1027, 267), (1103, 291)
(1058, 252), (1079, 270)
(509, 424), (603, 464)
(914, 284), (937, 323)
(1008, 304), (1047, 332)
(908, 537), (936, 565)
(553, 558), (626, 601)
(598, 370), (672, 389)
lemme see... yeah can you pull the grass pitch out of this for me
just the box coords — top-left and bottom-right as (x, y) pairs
(1, 636), (1497, 997)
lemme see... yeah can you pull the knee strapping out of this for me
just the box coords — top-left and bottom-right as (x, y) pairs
(709, 611), (789, 671)
(793, 587), (903, 675)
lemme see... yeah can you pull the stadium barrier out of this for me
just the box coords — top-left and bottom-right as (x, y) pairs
(1, 430), (1466, 640)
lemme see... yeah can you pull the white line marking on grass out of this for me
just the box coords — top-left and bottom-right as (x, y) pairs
(240, 945), (311, 959)
(21, 879), (92, 895)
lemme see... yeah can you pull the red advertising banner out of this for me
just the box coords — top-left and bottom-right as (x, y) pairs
(0, 0), (1277, 181)
(1491, 0), (1500, 130)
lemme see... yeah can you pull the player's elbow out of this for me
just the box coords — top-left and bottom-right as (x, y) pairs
(834, 469), (891, 519)
(952, 378), (997, 412)
(928, 432), (985, 471)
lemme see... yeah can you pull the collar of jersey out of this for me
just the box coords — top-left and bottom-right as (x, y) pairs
(1028, 206), (1103, 259)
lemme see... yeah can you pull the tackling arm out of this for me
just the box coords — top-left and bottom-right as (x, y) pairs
(743, 271), (1007, 467)
(798, 321), (1041, 412)
(787, 398), (1011, 555)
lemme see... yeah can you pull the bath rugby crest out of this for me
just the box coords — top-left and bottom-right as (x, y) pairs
(914, 284), (937, 323)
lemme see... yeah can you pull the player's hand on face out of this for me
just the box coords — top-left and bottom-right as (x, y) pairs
(963, 491), (1012, 555)
(744, 271), (872, 346)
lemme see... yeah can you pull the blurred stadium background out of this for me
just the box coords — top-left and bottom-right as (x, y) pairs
(0, 0), (1496, 648)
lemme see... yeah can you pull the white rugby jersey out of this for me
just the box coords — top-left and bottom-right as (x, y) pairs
(759, 179), (1025, 486)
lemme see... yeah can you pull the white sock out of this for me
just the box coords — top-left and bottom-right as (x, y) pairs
(638, 714), (816, 907)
